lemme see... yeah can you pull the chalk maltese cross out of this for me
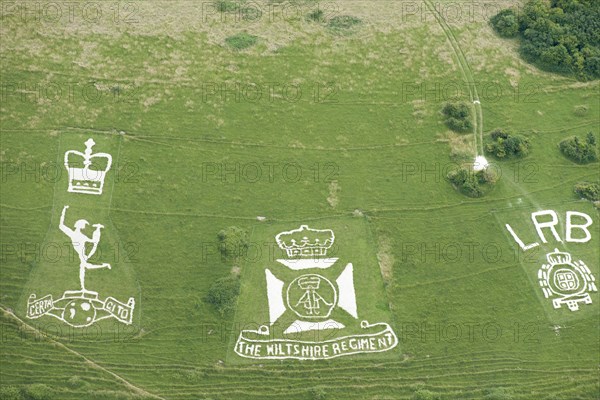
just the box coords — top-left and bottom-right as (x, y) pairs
(234, 224), (399, 360)
(266, 225), (358, 334)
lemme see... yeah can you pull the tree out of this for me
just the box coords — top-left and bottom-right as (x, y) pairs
(574, 181), (600, 201)
(490, 9), (519, 37)
(441, 102), (473, 132)
(485, 129), (531, 159)
(447, 167), (487, 197)
(491, 0), (600, 80)
(540, 44), (571, 71)
(205, 276), (240, 316)
(559, 133), (598, 163)
(586, 131), (596, 146)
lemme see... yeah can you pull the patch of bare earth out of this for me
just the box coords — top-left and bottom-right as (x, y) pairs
(436, 131), (475, 160)
(377, 236), (394, 285)
(327, 180), (340, 208)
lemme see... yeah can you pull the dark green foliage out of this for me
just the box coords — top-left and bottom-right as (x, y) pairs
(447, 167), (492, 197)
(441, 102), (473, 132)
(491, 0), (600, 79)
(0, 386), (24, 400)
(205, 276), (240, 316)
(485, 129), (531, 159)
(225, 32), (258, 50)
(559, 132), (598, 163)
(490, 9), (519, 37)
(23, 384), (52, 400)
(307, 9), (325, 22)
(327, 16), (361, 34)
(215, 0), (240, 12)
(574, 181), (600, 201)
(217, 226), (249, 259)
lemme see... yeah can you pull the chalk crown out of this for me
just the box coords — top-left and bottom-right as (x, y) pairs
(64, 138), (112, 195)
(546, 249), (572, 265)
(276, 225), (334, 258)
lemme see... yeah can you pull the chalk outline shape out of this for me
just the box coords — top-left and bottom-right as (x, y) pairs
(64, 138), (113, 195)
(538, 249), (597, 311)
(286, 274), (337, 320)
(234, 320), (398, 360)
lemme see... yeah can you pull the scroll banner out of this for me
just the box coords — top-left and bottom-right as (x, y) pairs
(234, 321), (398, 360)
(27, 292), (135, 326)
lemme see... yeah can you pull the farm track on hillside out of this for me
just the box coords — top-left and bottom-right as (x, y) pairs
(424, 0), (483, 156)
(3, 306), (598, 399)
(0, 307), (165, 400)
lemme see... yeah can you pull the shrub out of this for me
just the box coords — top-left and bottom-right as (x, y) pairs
(215, 0), (240, 12)
(490, 9), (519, 37)
(447, 167), (487, 198)
(327, 15), (361, 34)
(23, 384), (51, 400)
(442, 102), (470, 119)
(485, 129), (531, 159)
(0, 386), (24, 400)
(559, 132), (598, 163)
(217, 226), (249, 259)
(307, 9), (325, 22)
(483, 166), (500, 184)
(574, 182), (600, 201)
(205, 276), (240, 316)
(225, 32), (258, 50)
(441, 102), (473, 132)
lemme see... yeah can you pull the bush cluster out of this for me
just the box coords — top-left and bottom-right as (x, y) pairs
(490, 9), (519, 38)
(447, 167), (497, 198)
(490, 0), (600, 80)
(441, 102), (473, 132)
(205, 276), (241, 316)
(574, 181), (600, 201)
(485, 129), (531, 159)
(0, 384), (53, 400)
(559, 132), (598, 163)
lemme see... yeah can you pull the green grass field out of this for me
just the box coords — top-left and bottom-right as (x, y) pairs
(1, 1), (599, 399)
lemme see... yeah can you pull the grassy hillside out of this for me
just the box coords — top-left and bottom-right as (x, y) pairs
(1, 1), (598, 399)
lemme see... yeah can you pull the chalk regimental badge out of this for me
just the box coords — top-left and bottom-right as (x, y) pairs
(538, 249), (597, 311)
(234, 225), (398, 360)
(26, 206), (135, 327)
(64, 138), (113, 195)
